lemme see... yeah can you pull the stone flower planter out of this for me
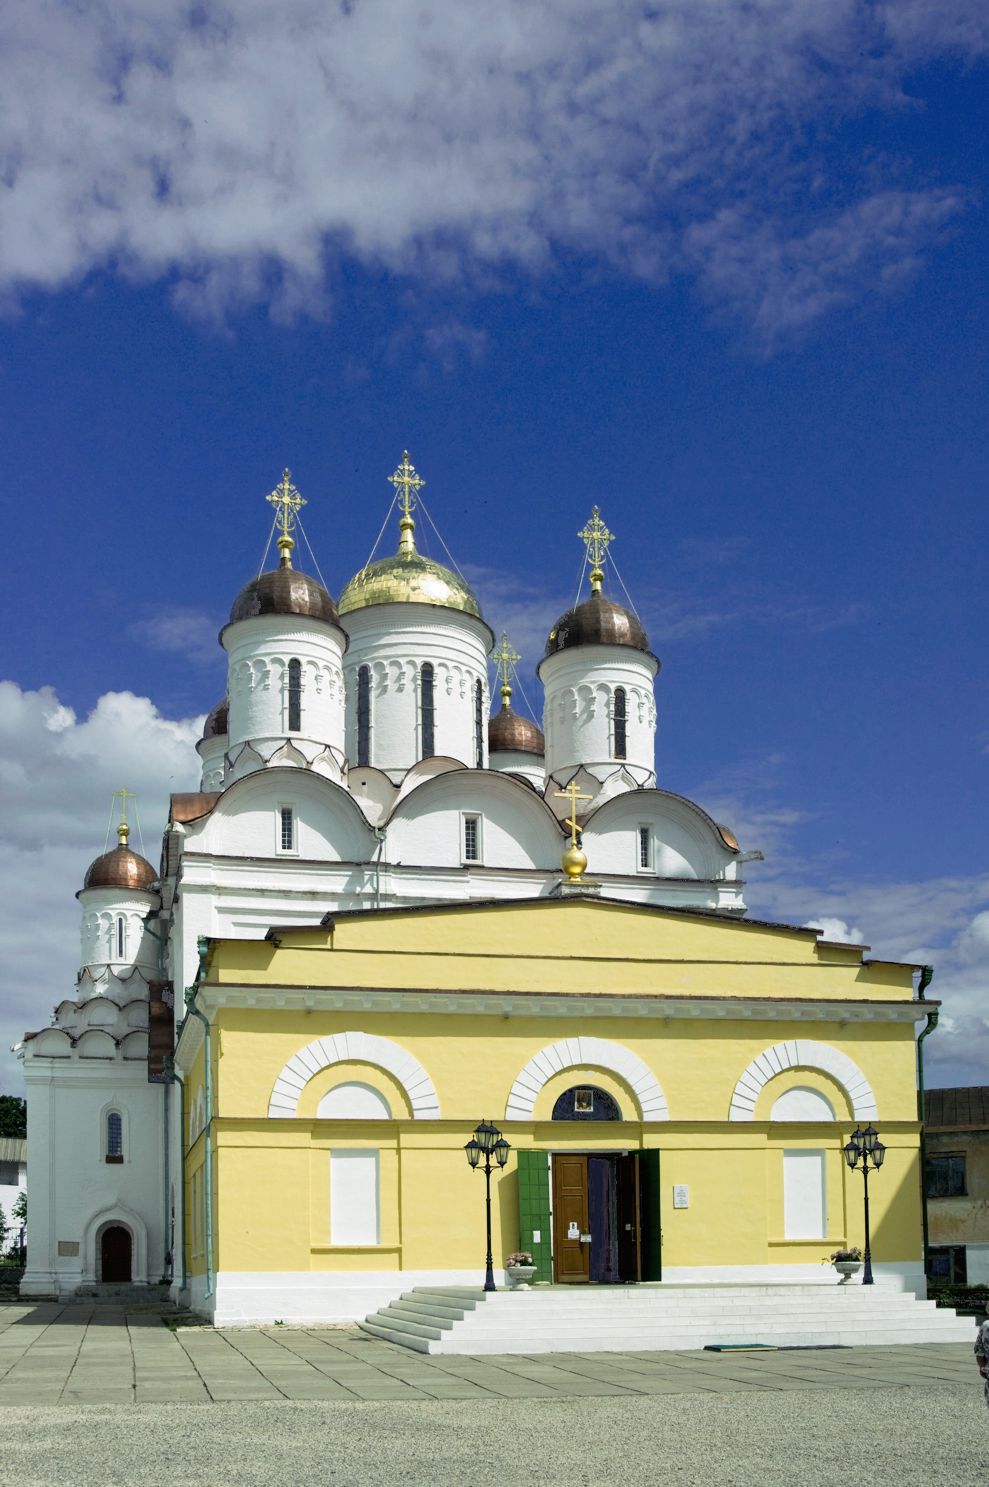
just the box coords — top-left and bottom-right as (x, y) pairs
(833, 1259), (863, 1284)
(506, 1264), (537, 1290)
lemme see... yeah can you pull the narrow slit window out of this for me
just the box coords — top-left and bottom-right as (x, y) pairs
(420, 663), (435, 758)
(106, 1111), (123, 1163)
(287, 658), (302, 732)
(116, 914), (126, 958)
(638, 826), (652, 870)
(613, 687), (627, 760)
(463, 815), (480, 862)
(280, 806), (295, 852)
(357, 665), (371, 767)
(474, 679), (484, 767)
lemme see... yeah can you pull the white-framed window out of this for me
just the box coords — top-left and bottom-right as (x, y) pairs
(636, 825), (653, 872)
(783, 1149), (827, 1239)
(330, 1149), (380, 1245)
(105, 1109), (124, 1164)
(462, 813), (482, 864)
(116, 914), (127, 958)
(277, 804), (297, 855)
(287, 657), (302, 732)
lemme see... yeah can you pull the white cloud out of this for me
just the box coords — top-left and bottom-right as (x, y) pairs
(129, 607), (223, 666)
(803, 916), (865, 945)
(0, 2), (983, 337)
(0, 683), (202, 1093)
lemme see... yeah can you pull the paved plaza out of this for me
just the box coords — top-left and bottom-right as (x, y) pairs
(2, 1301), (988, 1485)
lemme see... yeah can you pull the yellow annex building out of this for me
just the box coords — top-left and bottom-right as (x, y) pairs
(177, 895), (933, 1323)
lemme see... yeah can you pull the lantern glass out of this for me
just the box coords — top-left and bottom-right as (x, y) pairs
(871, 1140), (886, 1168)
(843, 1139), (861, 1170)
(465, 1139), (482, 1169)
(493, 1136), (511, 1169)
(474, 1120), (499, 1154)
(860, 1125), (879, 1154)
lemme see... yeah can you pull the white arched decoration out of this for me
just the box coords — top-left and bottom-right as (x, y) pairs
(505, 1037), (669, 1123)
(267, 1031), (440, 1119)
(729, 1040), (877, 1122)
(771, 1086), (836, 1121)
(81, 1203), (149, 1286)
(317, 1082), (392, 1119)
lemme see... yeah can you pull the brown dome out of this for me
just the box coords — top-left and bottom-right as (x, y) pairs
(229, 565), (338, 626)
(202, 698), (228, 739)
(488, 707), (545, 756)
(543, 591), (650, 658)
(83, 842), (157, 892)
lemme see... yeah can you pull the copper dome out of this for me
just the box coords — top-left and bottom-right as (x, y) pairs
(229, 565), (338, 626)
(488, 707), (545, 756)
(202, 698), (228, 739)
(543, 591), (650, 658)
(83, 843), (157, 893)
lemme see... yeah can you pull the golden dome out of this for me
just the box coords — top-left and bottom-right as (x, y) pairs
(338, 550), (482, 618)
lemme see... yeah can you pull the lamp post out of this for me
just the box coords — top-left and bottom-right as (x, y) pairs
(465, 1119), (511, 1291)
(843, 1124), (886, 1285)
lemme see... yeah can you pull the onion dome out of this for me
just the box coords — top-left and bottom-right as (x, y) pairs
(228, 468), (338, 626)
(489, 706), (544, 756)
(82, 822), (156, 892)
(202, 698), (228, 738)
(338, 451), (481, 618)
(544, 590), (650, 657)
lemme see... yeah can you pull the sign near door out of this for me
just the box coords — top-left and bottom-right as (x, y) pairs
(567, 1221), (580, 1239)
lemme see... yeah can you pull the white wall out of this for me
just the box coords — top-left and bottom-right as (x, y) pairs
(540, 644), (658, 786)
(224, 613), (346, 766)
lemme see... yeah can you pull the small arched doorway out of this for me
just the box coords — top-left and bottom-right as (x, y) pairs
(100, 1225), (132, 1283)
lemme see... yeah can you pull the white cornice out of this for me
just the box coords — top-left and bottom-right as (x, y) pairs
(191, 983), (926, 1025)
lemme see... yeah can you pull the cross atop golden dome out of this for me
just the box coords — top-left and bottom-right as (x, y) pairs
(266, 469), (307, 568)
(388, 450), (426, 554)
(578, 506), (614, 594)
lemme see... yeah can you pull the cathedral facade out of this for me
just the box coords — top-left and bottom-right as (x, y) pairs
(17, 456), (932, 1320)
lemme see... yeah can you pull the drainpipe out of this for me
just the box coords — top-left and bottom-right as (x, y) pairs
(185, 936), (214, 1302)
(141, 907), (173, 1285)
(165, 1058), (188, 1295)
(916, 965), (938, 1283)
(372, 827), (386, 910)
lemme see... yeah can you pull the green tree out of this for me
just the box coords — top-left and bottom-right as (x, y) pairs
(11, 1192), (26, 1225)
(0, 1096), (26, 1138)
(0, 1206), (8, 1257)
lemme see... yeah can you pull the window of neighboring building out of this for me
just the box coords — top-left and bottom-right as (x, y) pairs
(474, 679), (484, 767)
(613, 687), (627, 760)
(105, 1111), (124, 1164)
(925, 1152), (967, 1198)
(463, 814), (481, 863)
(0, 1162), (18, 1185)
(287, 658), (302, 732)
(357, 665), (371, 767)
(637, 826), (652, 872)
(279, 806), (296, 853)
(116, 914), (126, 958)
(420, 663), (435, 758)
(928, 1245), (967, 1284)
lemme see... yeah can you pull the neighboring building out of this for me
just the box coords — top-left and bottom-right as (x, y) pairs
(0, 1138), (26, 1248)
(15, 456), (937, 1318)
(926, 1086), (989, 1285)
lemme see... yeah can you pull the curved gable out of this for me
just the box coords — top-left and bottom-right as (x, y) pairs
(387, 768), (563, 870)
(185, 767), (375, 863)
(582, 788), (736, 880)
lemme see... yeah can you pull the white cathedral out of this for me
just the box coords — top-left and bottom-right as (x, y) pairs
(18, 454), (749, 1299)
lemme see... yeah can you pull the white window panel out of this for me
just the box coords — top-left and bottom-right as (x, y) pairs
(783, 1149), (826, 1239)
(330, 1150), (380, 1246)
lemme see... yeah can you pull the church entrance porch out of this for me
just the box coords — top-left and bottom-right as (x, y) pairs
(99, 1225), (133, 1283)
(519, 1149), (662, 1285)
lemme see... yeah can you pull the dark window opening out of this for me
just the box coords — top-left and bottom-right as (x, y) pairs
(552, 1085), (622, 1121)
(280, 806), (295, 852)
(420, 663), (435, 758)
(287, 658), (302, 732)
(474, 679), (484, 767)
(116, 915), (126, 958)
(357, 665), (371, 767)
(614, 687), (627, 760)
(925, 1152), (967, 1197)
(106, 1111), (123, 1163)
(638, 827), (651, 870)
(928, 1245), (967, 1284)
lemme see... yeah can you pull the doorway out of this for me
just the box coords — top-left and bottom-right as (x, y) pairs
(100, 1225), (132, 1283)
(550, 1151), (660, 1283)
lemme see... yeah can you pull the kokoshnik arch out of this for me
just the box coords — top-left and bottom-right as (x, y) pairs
(15, 454), (936, 1320)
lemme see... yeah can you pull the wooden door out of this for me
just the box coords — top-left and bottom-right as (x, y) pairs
(552, 1154), (590, 1283)
(639, 1148), (662, 1281)
(100, 1225), (132, 1283)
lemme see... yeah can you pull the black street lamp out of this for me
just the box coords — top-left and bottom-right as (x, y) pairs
(843, 1124), (886, 1285)
(465, 1118), (511, 1291)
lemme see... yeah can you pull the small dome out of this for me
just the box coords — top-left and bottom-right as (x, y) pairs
(488, 706), (544, 756)
(544, 591), (650, 658)
(338, 551), (481, 618)
(83, 836), (157, 892)
(229, 566), (337, 626)
(202, 698), (228, 739)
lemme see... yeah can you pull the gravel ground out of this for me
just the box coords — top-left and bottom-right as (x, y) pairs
(5, 1388), (989, 1487)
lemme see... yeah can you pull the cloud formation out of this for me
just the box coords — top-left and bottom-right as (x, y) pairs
(1, 1), (984, 339)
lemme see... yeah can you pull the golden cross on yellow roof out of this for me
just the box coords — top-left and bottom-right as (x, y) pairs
(555, 780), (593, 848)
(578, 505), (614, 593)
(266, 469), (307, 565)
(491, 632), (521, 705)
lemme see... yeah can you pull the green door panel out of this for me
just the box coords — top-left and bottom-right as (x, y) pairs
(516, 1149), (553, 1283)
(639, 1147), (662, 1281)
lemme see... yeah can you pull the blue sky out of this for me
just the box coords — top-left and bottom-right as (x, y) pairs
(1, 2), (987, 1090)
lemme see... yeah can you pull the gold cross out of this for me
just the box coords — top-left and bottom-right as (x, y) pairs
(491, 632), (521, 702)
(578, 505), (614, 593)
(555, 781), (593, 848)
(113, 787), (137, 824)
(388, 450), (426, 520)
(266, 468), (307, 540)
